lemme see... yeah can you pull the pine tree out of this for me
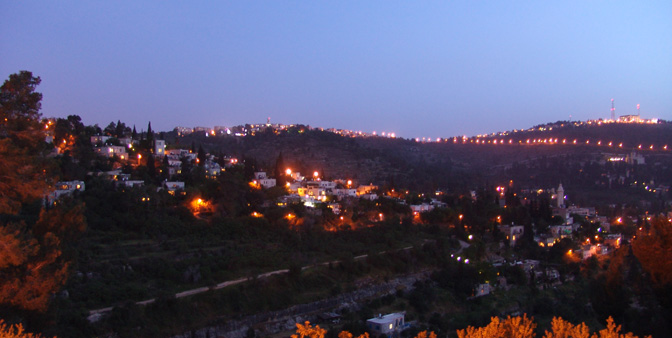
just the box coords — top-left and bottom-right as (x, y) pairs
(0, 71), (85, 313)
(147, 121), (154, 147)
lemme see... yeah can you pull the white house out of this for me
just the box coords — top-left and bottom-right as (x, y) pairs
(567, 206), (596, 217)
(299, 184), (326, 198)
(328, 203), (341, 214)
(154, 140), (166, 157)
(288, 182), (302, 193)
(410, 203), (434, 214)
(333, 188), (357, 199)
(116, 180), (145, 188)
(166, 149), (191, 158)
(91, 135), (111, 144)
(118, 137), (133, 146)
(552, 207), (570, 220)
(549, 225), (573, 239)
(163, 181), (185, 193)
(473, 283), (492, 297)
(360, 193), (378, 201)
(96, 146), (128, 159)
(366, 313), (406, 338)
(259, 178), (276, 189)
(205, 162), (222, 178)
(500, 225), (525, 246)
(318, 180), (337, 190)
(47, 180), (85, 205)
(627, 152), (645, 165)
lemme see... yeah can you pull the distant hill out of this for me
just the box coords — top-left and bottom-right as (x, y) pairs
(178, 121), (672, 194)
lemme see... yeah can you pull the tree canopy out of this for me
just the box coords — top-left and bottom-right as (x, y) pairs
(0, 71), (85, 313)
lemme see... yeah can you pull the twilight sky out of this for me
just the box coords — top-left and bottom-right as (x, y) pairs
(1, 1), (671, 138)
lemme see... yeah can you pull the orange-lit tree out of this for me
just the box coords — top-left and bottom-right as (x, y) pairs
(0, 320), (50, 338)
(0, 71), (84, 313)
(338, 331), (370, 338)
(457, 315), (650, 338)
(457, 314), (536, 338)
(632, 217), (672, 287)
(292, 322), (436, 338)
(291, 321), (327, 338)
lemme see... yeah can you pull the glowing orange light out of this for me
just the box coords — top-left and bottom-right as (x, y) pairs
(285, 168), (292, 175)
(137, 154), (142, 160)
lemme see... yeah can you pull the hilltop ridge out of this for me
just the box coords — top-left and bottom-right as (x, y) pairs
(176, 120), (672, 191)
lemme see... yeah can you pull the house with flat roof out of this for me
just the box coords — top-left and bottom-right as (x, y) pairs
(366, 312), (406, 337)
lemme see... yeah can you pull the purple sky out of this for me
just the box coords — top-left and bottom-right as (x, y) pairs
(2, 1), (671, 139)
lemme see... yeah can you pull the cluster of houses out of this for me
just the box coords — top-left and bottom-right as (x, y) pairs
(251, 170), (374, 212)
(91, 135), (166, 161)
(491, 184), (624, 262)
(250, 170), (447, 218)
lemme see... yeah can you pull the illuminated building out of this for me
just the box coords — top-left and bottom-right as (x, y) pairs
(366, 313), (406, 337)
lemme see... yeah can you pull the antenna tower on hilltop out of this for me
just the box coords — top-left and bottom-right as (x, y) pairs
(637, 104), (640, 117)
(611, 99), (615, 120)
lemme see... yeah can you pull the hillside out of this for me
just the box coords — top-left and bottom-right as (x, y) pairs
(180, 121), (672, 192)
